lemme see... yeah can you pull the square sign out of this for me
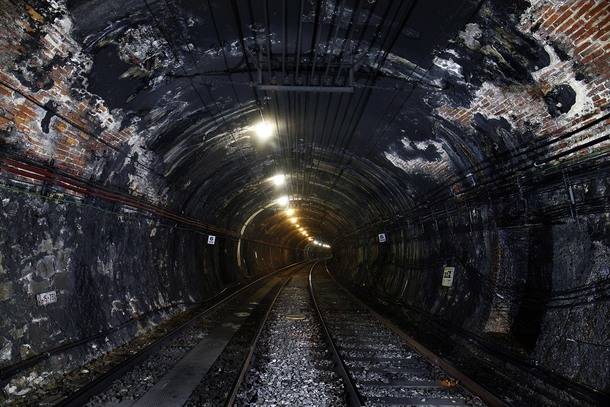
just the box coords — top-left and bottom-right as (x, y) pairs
(378, 233), (387, 243)
(36, 290), (57, 306)
(207, 235), (216, 245)
(442, 266), (455, 287)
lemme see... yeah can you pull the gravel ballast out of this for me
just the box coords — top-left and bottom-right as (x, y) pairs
(235, 270), (346, 406)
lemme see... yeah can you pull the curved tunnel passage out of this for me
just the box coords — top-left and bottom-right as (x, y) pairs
(0, 0), (609, 406)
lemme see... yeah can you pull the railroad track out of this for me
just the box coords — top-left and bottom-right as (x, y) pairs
(8, 261), (507, 406)
(22, 261), (308, 407)
(228, 262), (504, 406)
(230, 262), (346, 406)
(308, 263), (507, 407)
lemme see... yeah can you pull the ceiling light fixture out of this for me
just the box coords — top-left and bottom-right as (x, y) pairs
(270, 173), (286, 186)
(276, 195), (289, 206)
(253, 121), (273, 141)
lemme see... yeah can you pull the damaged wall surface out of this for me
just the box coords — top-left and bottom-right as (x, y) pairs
(0, 0), (608, 405)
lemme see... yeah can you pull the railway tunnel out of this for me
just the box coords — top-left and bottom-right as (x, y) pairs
(0, 0), (609, 405)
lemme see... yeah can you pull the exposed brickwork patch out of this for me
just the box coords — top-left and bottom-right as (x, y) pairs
(437, 0), (609, 150)
(0, 0), (165, 203)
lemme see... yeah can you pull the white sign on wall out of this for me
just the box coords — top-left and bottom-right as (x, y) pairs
(378, 233), (387, 243)
(442, 266), (455, 287)
(207, 235), (216, 245)
(36, 290), (57, 306)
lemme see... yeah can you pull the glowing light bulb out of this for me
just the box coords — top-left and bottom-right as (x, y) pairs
(276, 195), (289, 206)
(270, 173), (286, 186)
(253, 121), (273, 141)
(290, 217), (298, 224)
(285, 208), (295, 216)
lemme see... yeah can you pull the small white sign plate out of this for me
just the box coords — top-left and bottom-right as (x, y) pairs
(37, 290), (57, 306)
(378, 233), (387, 243)
(442, 267), (455, 287)
(207, 235), (216, 245)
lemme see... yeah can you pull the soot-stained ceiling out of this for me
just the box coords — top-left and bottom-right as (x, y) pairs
(1, 0), (607, 249)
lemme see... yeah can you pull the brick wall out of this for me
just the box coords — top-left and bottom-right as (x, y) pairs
(0, 1), (154, 195)
(437, 0), (609, 151)
(527, 0), (609, 74)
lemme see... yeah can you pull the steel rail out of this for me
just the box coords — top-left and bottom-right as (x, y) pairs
(366, 288), (610, 405)
(51, 261), (309, 407)
(0, 292), (222, 382)
(308, 263), (365, 406)
(321, 263), (509, 407)
(223, 263), (306, 406)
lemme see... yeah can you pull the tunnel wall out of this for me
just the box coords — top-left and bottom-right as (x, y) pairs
(0, 184), (297, 377)
(0, 0), (607, 402)
(0, 0), (300, 378)
(332, 207), (610, 397)
(329, 1), (610, 400)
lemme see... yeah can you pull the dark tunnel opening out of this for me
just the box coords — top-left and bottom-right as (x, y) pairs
(0, 0), (609, 406)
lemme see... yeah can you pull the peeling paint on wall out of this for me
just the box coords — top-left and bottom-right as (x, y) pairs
(384, 138), (451, 179)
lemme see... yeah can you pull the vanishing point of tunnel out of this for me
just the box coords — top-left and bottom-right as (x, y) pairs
(0, 0), (609, 406)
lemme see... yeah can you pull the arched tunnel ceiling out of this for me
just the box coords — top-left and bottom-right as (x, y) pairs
(1, 0), (608, 247)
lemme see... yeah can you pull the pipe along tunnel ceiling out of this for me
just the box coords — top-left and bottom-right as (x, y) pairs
(0, 0), (609, 405)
